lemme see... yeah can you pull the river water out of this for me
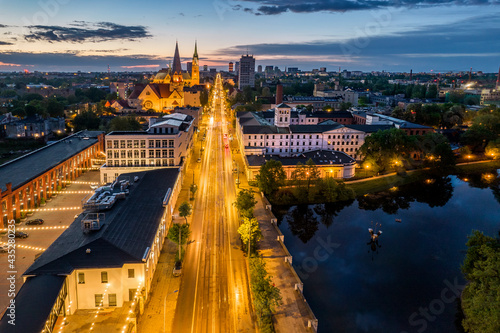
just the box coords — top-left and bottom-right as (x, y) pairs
(273, 171), (500, 333)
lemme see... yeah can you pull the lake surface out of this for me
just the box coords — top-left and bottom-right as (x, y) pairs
(273, 171), (500, 333)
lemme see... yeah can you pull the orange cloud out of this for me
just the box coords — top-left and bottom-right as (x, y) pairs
(121, 64), (159, 69)
(0, 61), (21, 67)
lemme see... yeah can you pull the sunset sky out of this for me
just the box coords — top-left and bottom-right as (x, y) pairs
(0, 0), (498, 72)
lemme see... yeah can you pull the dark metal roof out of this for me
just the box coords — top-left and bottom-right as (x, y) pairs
(0, 275), (66, 333)
(246, 150), (355, 167)
(242, 125), (290, 135)
(0, 130), (103, 192)
(24, 168), (179, 276)
(344, 124), (394, 133)
(289, 124), (343, 133)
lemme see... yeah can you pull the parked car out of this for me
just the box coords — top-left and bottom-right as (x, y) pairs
(173, 261), (182, 277)
(90, 184), (99, 190)
(26, 218), (44, 225)
(15, 231), (29, 239)
(0, 245), (8, 253)
(197, 158), (201, 163)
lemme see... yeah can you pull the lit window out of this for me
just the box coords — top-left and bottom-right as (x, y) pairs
(128, 269), (135, 278)
(78, 272), (85, 284)
(101, 271), (108, 283)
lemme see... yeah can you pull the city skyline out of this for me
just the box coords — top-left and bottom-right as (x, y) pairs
(0, 0), (499, 72)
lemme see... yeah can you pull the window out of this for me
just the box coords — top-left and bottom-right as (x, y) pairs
(107, 150), (112, 158)
(149, 151), (154, 158)
(109, 294), (117, 307)
(169, 140), (174, 148)
(156, 140), (161, 148)
(78, 272), (85, 284)
(95, 294), (103, 307)
(128, 269), (135, 278)
(114, 151), (119, 158)
(133, 140), (139, 148)
(141, 150), (146, 158)
(127, 140), (132, 148)
(121, 151), (126, 158)
(162, 150), (168, 158)
(140, 140), (146, 148)
(120, 140), (125, 149)
(162, 140), (168, 148)
(113, 141), (119, 149)
(169, 150), (174, 158)
(148, 140), (154, 148)
(101, 271), (108, 283)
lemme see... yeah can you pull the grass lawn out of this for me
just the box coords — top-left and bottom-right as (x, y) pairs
(348, 171), (427, 196)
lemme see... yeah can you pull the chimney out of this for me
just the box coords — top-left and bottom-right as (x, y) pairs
(276, 81), (283, 105)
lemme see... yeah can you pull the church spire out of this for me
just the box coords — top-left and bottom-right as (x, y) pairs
(193, 41), (198, 60)
(172, 41), (182, 74)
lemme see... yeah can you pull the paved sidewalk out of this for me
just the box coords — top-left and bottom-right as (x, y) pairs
(137, 240), (180, 333)
(232, 147), (313, 333)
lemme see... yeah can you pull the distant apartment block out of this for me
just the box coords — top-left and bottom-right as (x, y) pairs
(238, 54), (255, 89)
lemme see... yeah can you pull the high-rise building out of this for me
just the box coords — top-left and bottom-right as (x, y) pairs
(496, 66), (500, 90)
(238, 54), (255, 89)
(257, 65), (262, 73)
(229, 62), (234, 72)
(203, 65), (208, 71)
(187, 62), (192, 73)
(235, 62), (240, 75)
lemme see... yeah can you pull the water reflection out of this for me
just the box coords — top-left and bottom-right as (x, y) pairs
(458, 170), (500, 204)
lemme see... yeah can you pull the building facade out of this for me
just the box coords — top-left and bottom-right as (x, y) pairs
(100, 113), (195, 183)
(0, 131), (105, 227)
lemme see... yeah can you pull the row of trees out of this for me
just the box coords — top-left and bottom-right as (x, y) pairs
(392, 103), (467, 129)
(360, 128), (456, 173)
(233, 189), (281, 332)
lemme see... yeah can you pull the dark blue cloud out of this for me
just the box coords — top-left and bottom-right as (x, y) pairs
(24, 21), (151, 43)
(237, 0), (500, 15)
(215, 14), (500, 71)
(0, 51), (160, 70)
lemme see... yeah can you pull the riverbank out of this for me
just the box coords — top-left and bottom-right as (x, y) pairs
(266, 160), (500, 206)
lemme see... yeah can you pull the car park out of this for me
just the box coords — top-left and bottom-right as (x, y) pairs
(15, 231), (29, 239)
(26, 218), (44, 225)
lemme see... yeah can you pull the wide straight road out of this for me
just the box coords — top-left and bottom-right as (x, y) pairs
(172, 74), (255, 333)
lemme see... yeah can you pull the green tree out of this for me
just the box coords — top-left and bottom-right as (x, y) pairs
(46, 98), (65, 118)
(256, 159), (286, 196)
(72, 111), (101, 131)
(190, 183), (198, 200)
(108, 116), (142, 132)
(237, 217), (262, 253)
(425, 84), (438, 99)
(461, 230), (500, 333)
(167, 223), (191, 246)
(359, 128), (416, 172)
(416, 132), (456, 168)
(249, 257), (282, 328)
(178, 201), (192, 224)
(234, 189), (257, 218)
(339, 102), (352, 111)
(485, 139), (500, 158)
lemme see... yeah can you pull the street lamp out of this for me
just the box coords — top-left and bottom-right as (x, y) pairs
(364, 164), (370, 177)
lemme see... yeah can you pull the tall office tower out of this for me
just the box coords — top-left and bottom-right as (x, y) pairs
(187, 62), (192, 73)
(496, 66), (500, 89)
(238, 54), (255, 89)
(257, 65), (262, 73)
(235, 61), (240, 76)
(229, 62), (234, 72)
